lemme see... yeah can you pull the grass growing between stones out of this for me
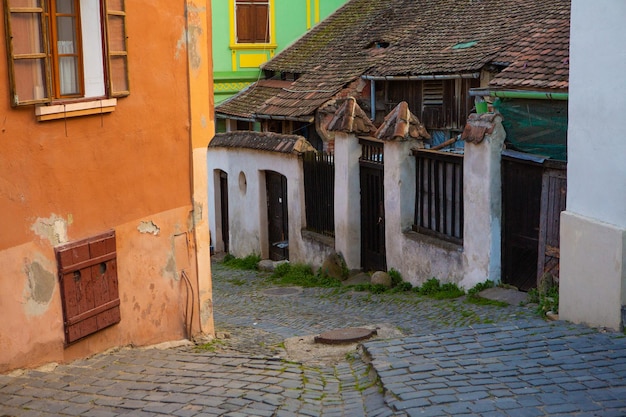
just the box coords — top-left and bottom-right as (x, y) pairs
(195, 338), (226, 352)
(465, 280), (509, 307)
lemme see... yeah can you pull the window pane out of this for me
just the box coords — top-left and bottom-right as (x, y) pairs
(59, 56), (79, 95)
(107, 15), (126, 51)
(9, 13), (44, 54)
(110, 56), (128, 92)
(56, 0), (74, 14)
(13, 58), (47, 101)
(56, 16), (77, 49)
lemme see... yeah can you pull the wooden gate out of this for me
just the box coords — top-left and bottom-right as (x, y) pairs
(219, 171), (229, 253)
(537, 163), (567, 282)
(502, 156), (567, 290)
(360, 139), (386, 271)
(266, 171), (289, 261)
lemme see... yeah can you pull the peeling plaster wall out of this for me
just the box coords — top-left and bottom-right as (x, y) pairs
(0, 0), (213, 371)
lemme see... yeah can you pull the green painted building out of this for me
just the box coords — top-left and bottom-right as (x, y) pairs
(212, 0), (347, 106)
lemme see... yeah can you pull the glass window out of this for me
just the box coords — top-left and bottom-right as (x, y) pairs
(4, 0), (129, 106)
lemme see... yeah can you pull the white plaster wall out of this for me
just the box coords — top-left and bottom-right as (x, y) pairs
(207, 148), (306, 260)
(333, 133), (362, 270)
(384, 139), (417, 272)
(399, 233), (464, 286)
(567, 1), (626, 228)
(461, 120), (505, 289)
(560, 212), (625, 330)
(561, 0), (626, 330)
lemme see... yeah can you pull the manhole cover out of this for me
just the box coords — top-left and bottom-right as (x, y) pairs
(314, 327), (377, 345)
(262, 287), (302, 296)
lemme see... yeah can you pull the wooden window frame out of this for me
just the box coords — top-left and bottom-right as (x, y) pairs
(4, 0), (129, 107)
(48, 0), (85, 99)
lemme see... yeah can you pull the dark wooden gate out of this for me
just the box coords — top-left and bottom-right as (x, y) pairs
(537, 162), (567, 282)
(502, 156), (567, 290)
(219, 171), (229, 253)
(502, 157), (543, 291)
(360, 139), (386, 271)
(266, 171), (289, 261)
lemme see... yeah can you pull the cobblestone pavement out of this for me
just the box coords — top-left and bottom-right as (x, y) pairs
(1, 260), (626, 416)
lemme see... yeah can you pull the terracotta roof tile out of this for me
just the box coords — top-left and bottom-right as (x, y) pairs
(209, 132), (316, 154)
(489, 16), (570, 91)
(374, 102), (430, 141)
(326, 98), (377, 135)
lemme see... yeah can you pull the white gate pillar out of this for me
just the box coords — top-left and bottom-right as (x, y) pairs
(461, 113), (505, 289)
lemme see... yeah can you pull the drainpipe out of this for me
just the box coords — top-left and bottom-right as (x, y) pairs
(362, 73), (480, 81)
(370, 79), (376, 120)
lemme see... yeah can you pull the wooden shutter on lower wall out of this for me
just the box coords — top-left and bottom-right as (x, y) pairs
(55, 230), (120, 345)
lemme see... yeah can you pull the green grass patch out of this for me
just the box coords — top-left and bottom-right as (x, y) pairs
(527, 285), (559, 316)
(222, 253), (261, 270)
(412, 278), (465, 300)
(271, 262), (342, 287)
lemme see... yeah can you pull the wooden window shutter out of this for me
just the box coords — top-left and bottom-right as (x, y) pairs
(55, 230), (121, 345)
(4, 0), (52, 106)
(104, 0), (129, 97)
(236, 0), (269, 43)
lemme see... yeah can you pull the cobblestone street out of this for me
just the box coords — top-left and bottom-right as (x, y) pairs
(1, 260), (626, 416)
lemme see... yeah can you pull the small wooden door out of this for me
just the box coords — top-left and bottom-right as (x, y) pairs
(360, 140), (386, 271)
(266, 171), (288, 261)
(502, 158), (543, 291)
(219, 171), (229, 253)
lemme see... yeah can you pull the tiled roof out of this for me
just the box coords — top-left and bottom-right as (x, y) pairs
(489, 17), (570, 91)
(216, 80), (291, 119)
(209, 131), (316, 154)
(265, 0), (570, 78)
(217, 0), (570, 120)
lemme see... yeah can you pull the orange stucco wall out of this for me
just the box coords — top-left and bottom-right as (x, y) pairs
(0, 0), (214, 372)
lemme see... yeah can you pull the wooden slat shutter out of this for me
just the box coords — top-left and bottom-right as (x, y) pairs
(4, 0), (52, 106)
(56, 230), (121, 345)
(236, 0), (269, 43)
(104, 0), (129, 97)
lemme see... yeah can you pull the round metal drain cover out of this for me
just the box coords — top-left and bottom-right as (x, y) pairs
(262, 287), (302, 296)
(314, 327), (377, 345)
